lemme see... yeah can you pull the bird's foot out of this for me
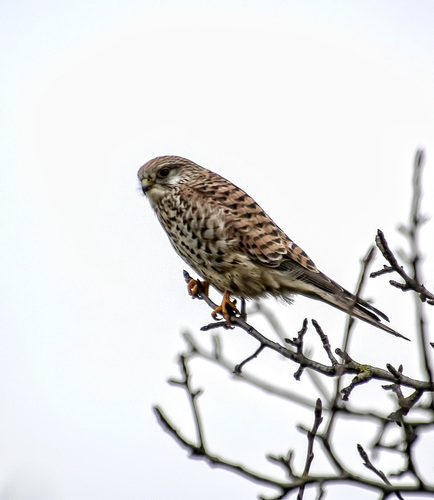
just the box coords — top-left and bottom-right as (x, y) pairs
(187, 278), (209, 297)
(212, 291), (240, 327)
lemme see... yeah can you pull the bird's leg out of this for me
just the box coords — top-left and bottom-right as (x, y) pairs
(187, 278), (210, 297)
(212, 291), (240, 327)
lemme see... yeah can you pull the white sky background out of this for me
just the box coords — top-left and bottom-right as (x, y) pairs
(1, 1), (434, 499)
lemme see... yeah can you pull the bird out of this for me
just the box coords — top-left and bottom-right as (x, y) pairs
(138, 155), (409, 341)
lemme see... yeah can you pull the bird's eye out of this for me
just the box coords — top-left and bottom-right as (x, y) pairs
(158, 167), (170, 178)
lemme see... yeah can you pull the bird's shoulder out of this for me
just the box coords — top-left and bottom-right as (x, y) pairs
(179, 171), (318, 273)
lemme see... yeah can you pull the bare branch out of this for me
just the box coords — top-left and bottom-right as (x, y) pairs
(234, 344), (266, 373)
(372, 229), (434, 303)
(153, 406), (287, 489)
(168, 354), (207, 451)
(297, 399), (323, 499)
(357, 444), (404, 500)
(343, 245), (377, 352)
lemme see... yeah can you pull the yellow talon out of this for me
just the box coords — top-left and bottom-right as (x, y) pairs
(187, 278), (209, 297)
(212, 291), (239, 326)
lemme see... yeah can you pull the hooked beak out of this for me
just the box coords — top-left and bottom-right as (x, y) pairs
(140, 177), (154, 194)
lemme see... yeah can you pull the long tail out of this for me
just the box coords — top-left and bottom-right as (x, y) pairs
(302, 279), (410, 341)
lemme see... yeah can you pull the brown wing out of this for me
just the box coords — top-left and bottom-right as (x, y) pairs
(189, 168), (319, 274)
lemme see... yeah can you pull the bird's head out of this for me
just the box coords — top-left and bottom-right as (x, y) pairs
(138, 156), (202, 203)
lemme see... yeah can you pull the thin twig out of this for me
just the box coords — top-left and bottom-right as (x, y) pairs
(234, 344), (266, 373)
(343, 245), (377, 353)
(372, 229), (434, 304)
(153, 406), (287, 489)
(297, 399), (323, 499)
(168, 354), (207, 451)
(357, 444), (405, 500)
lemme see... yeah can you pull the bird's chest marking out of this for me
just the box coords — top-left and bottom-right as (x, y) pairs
(156, 195), (236, 276)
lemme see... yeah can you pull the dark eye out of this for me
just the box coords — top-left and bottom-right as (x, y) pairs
(158, 167), (170, 178)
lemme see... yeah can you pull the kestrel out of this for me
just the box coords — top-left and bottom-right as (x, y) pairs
(138, 156), (408, 341)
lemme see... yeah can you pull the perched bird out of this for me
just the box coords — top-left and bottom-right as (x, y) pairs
(138, 156), (408, 341)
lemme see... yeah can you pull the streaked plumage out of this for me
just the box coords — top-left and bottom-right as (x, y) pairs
(138, 155), (408, 340)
